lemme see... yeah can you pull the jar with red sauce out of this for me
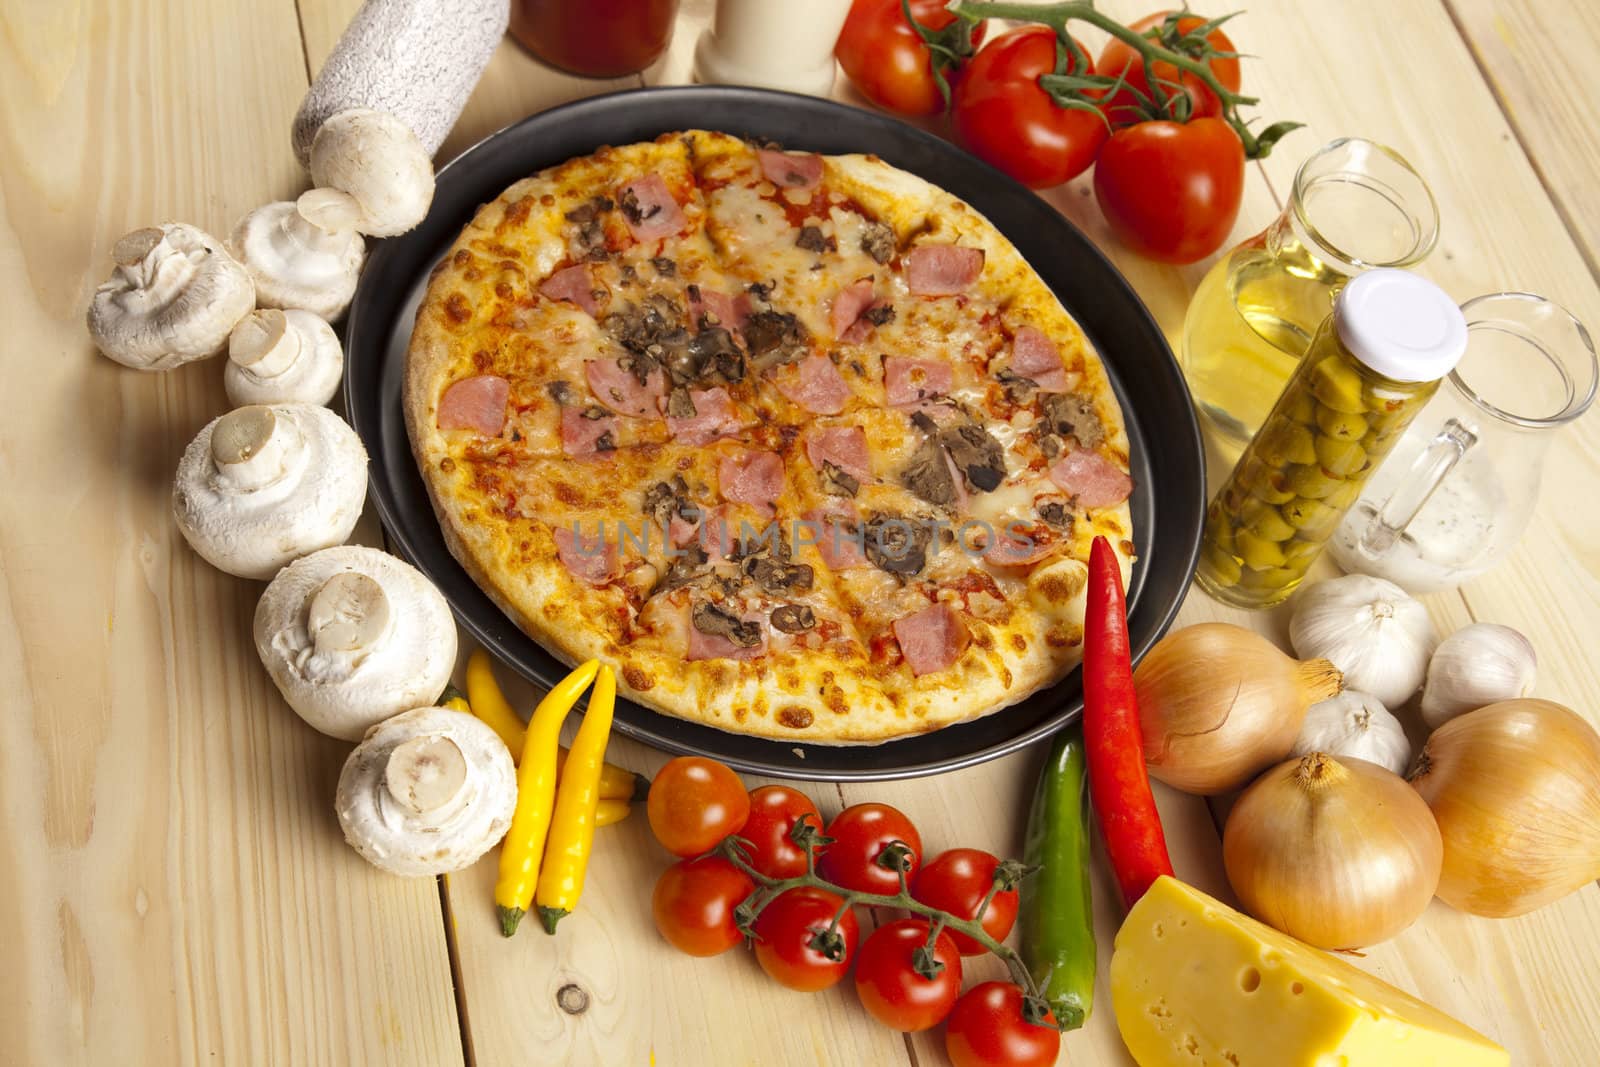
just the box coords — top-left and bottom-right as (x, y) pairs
(509, 0), (681, 78)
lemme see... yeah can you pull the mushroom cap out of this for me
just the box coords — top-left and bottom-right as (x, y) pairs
(225, 308), (345, 407)
(336, 706), (515, 876)
(228, 193), (366, 320)
(308, 109), (435, 238)
(172, 404), (368, 580)
(254, 545), (458, 741)
(88, 223), (255, 370)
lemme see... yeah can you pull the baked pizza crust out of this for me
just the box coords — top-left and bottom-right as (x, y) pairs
(404, 131), (1134, 744)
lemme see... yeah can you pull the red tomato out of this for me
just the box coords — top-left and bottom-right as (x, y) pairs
(817, 803), (923, 895)
(945, 982), (1061, 1067)
(752, 887), (860, 992)
(646, 756), (751, 857)
(950, 25), (1109, 190)
(1093, 117), (1245, 264)
(911, 849), (1018, 955)
(741, 785), (822, 879)
(651, 856), (754, 957)
(836, 0), (985, 117)
(1098, 11), (1242, 127)
(853, 919), (963, 1032)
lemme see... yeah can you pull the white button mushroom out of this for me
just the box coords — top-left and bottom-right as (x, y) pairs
(254, 545), (458, 741)
(87, 223), (255, 370)
(228, 189), (366, 320)
(308, 108), (435, 238)
(172, 404), (368, 580)
(225, 309), (344, 407)
(336, 706), (516, 876)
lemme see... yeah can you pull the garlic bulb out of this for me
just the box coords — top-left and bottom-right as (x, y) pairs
(1420, 623), (1537, 728)
(1289, 575), (1438, 708)
(1290, 691), (1411, 776)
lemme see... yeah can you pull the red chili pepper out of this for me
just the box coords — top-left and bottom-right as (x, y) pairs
(1083, 536), (1174, 909)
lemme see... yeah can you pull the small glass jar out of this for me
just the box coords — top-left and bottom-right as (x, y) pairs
(1328, 292), (1598, 592)
(1181, 138), (1438, 445)
(510, 0), (681, 79)
(1196, 270), (1468, 609)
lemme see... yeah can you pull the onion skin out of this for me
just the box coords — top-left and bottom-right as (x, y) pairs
(1132, 623), (1343, 795)
(1410, 699), (1600, 918)
(1224, 753), (1442, 949)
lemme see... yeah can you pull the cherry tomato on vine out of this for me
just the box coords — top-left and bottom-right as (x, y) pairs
(1093, 117), (1245, 264)
(911, 848), (1018, 955)
(835, 0), (986, 117)
(945, 982), (1061, 1067)
(646, 756), (750, 857)
(853, 919), (964, 1032)
(752, 886), (860, 991)
(1098, 11), (1242, 127)
(817, 803), (923, 895)
(741, 785), (821, 879)
(651, 855), (754, 957)
(950, 25), (1109, 190)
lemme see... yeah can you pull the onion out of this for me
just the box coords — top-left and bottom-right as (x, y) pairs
(1132, 623), (1343, 794)
(1224, 753), (1442, 949)
(1410, 699), (1600, 918)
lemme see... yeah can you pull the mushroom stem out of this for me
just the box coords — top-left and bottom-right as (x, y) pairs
(210, 405), (298, 493)
(113, 227), (168, 266)
(294, 188), (363, 239)
(229, 309), (303, 378)
(385, 734), (470, 819)
(110, 227), (198, 306)
(306, 571), (392, 656)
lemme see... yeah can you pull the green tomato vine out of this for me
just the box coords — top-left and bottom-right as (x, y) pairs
(945, 1), (1301, 159)
(713, 814), (1066, 1030)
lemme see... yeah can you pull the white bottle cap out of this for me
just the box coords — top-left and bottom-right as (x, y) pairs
(1334, 268), (1468, 382)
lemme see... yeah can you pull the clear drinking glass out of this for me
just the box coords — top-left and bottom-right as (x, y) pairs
(1329, 293), (1598, 592)
(1181, 138), (1439, 444)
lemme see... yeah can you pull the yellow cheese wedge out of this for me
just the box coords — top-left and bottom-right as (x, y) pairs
(1110, 877), (1508, 1067)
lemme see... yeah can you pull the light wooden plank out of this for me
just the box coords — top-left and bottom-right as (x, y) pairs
(0, 1), (463, 1065)
(293, 1), (1600, 1064)
(441, 655), (914, 1066)
(292, 6), (899, 1062)
(1446, 0), (1600, 274)
(1194, 1), (1600, 1061)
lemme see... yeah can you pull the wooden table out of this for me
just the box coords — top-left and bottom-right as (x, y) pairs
(5, 0), (1598, 1063)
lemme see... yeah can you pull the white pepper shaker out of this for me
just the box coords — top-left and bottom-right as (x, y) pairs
(693, 0), (854, 96)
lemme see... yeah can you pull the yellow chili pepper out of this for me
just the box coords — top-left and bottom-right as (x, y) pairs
(535, 663), (617, 934)
(493, 659), (599, 937)
(465, 650), (525, 753)
(439, 683), (470, 715)
(466, 648), (649, 800)
(558, 747), (649, 803)
(594, 798), (631, 827)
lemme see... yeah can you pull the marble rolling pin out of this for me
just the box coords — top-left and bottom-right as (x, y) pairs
(292, 0), (509, 163)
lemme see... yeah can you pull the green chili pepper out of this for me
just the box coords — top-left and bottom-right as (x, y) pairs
(1020, 723), (1097, 1030)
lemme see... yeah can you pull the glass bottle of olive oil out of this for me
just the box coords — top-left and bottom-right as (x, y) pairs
(1182, 139), (1439, 445)
(1196, 270), (1468, 610)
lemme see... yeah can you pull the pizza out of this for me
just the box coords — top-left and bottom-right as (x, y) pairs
(403, 130), (1136, 745)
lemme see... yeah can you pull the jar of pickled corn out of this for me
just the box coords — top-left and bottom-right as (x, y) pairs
(1196, 269), (1468, 609)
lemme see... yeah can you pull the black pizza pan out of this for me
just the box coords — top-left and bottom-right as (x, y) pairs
(344, 85), (1204, 782)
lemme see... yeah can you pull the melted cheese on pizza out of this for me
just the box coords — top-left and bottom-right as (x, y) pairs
(403, 131), (1135, 744)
